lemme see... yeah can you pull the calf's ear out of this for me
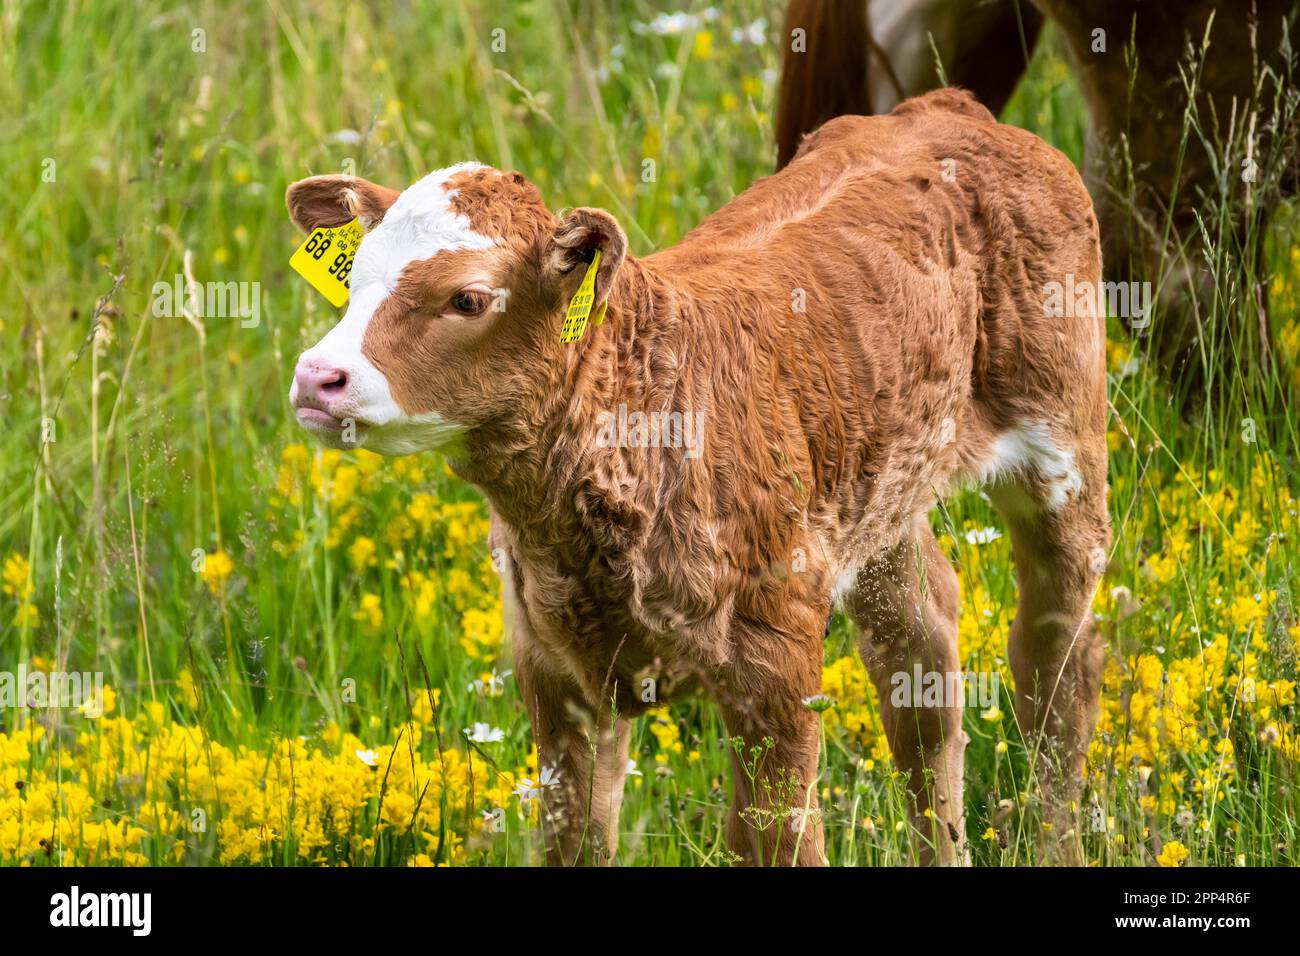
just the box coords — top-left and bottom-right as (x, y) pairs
(543, 207), (627, 308)
(285, 175), (401, 233)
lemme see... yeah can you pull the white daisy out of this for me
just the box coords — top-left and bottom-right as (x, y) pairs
(514, 765), (562, 802)
(463, 722), (505, 744)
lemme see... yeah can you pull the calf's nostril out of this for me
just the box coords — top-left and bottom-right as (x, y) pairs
(293, 361), (349, 402)
(320, 369), (348, 395)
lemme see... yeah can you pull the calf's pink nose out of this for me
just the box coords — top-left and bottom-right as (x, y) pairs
(294, 360), (349, 403)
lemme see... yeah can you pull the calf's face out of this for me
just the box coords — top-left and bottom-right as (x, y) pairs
(286, 163), (626, 456)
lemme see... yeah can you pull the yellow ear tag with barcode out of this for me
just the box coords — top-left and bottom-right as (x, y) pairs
(560, 250), (603, 343)
(290, 218), (364, 308)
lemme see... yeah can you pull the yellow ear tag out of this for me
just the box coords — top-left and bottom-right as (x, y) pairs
(290, 218), (364, 307)
(560, 249), (602, 343)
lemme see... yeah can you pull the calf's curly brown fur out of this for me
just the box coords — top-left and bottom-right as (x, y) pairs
(287, 88), (1110, 866)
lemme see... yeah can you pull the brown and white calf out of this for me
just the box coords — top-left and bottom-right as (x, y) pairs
(287, 88), (1110, 866)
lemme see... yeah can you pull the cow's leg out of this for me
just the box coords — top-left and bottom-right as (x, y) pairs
(844, 514), (968, 865)
(514, 645), (631, 866)
(718, 615), (827, 866)
(987, 438), (1110, 864)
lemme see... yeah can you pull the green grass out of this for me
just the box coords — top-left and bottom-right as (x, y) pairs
(1, 0), (1297, 866)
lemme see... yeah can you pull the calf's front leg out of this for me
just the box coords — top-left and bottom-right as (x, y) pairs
(717, 618), (827, 866)
(515, 647), (631, 865)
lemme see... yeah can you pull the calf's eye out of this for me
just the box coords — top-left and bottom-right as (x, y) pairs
(450, 290), (490, 316)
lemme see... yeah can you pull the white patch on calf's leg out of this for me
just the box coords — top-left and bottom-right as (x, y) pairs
(978, 421), (1083, 511)
(832, 566), (860, 606)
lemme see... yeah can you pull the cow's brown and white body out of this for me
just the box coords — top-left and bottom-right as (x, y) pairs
(288, 89), (1110, 866)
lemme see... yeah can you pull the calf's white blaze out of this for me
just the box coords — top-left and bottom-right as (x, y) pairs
(292, 162), (497, 456)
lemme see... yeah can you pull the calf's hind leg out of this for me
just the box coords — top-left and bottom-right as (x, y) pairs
(845, 515), (968, 865)
(986, 436), (1110, 863)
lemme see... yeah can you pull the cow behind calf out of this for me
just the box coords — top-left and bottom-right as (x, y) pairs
(287, 88), (1111, 866)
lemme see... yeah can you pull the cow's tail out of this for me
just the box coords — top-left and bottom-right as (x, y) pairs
(775, 0), (870, 169)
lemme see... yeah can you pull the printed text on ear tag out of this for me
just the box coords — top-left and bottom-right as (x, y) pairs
(290, 218), (364, 308)
(560, 249), (602, 343)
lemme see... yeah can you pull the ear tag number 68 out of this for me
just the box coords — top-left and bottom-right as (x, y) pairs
(291, 218), (364, 307)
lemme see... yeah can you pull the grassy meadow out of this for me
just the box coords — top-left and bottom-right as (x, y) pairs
(1, 0), (1298, 866)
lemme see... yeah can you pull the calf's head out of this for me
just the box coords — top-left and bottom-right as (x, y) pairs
(287, 163), (626, 456)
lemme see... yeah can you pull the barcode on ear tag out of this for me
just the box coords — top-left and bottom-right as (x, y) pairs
(560, 249), (603, 343)
(290, 218), (364, 307)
